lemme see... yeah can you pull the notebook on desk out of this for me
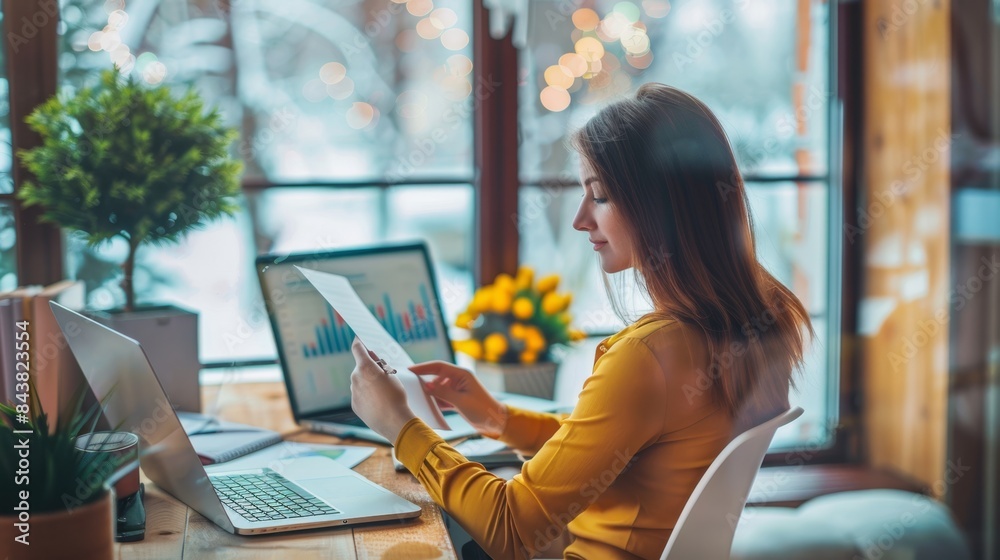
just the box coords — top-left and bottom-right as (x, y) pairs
(176, 412), (283, 465)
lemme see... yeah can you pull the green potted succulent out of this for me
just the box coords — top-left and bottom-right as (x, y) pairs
(0, 389), (124, 558)
(16, 67), (242, 411)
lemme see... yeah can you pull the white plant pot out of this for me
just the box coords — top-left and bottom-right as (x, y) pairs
(87, 304), (201, 412)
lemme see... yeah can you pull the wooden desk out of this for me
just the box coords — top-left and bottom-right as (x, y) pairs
(115, 381), (458, 559)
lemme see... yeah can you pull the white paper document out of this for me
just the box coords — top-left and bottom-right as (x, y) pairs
(295, 266), (451, 430)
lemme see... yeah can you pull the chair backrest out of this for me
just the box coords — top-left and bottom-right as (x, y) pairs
(660, 406), (804, 560)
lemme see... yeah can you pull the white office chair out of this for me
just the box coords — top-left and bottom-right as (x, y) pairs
(659, 406), (804, 560)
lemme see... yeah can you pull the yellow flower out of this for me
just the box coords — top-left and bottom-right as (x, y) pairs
(515, 266), (534, 290)
(509, 322), (526, 339)
(520, 350), (538, 364)
(491, 290), (513, 314)
(537, 274), (560, 293)
(512, 297), (534, 319)
(493, 273), (515, 295)
(569, 328), (587, 341)
(557, 312), (572, 325)
(455, 312), (474, 329)
(452, 339), (482, 360)
(524, 327), (546, 352)
(542, 292), (571, 315)
(484, 333), (508, 356)
(484, 351), (500, 363)
(472, 287), (492, 313)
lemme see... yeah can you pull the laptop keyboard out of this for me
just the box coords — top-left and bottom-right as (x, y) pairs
(212, 470), (340, 522)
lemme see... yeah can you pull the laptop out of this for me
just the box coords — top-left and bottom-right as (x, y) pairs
(50, 302), (422, 535)
(256, 241), (560, 444)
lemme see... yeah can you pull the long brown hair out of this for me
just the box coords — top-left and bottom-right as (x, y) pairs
(571, 83), (814, 430)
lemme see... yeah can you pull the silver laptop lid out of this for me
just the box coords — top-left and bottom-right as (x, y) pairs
(49, 301), (234, 533)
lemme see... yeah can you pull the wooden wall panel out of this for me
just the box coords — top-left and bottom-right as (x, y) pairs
(860, 0), (951, 494)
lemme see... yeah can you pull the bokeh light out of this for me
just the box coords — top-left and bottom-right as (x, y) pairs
(559, 53), (588, 77)
(626, 51), (654, 69)
(346, 102), (377, 129)
(319, 62), (346, 84)
(599, 12), (630, 40)
(429, 8), (458, 29)
(441, 28), (469, 50)
(327, 77), (355, 100)
(571, 9), (600, 32)
(612, 2), (641, 23)
(142, 60), (166, 84)
(643, 0), (671, 18)
(407, 0), (434, 17)
(446, 54), (473, 76)
(544, 65), (574, 89)
(621, 27), (650, 55)
(416, 18), (443, 39)
(540, 86), (571, 112)
(574, 37), (605, 62)
(107, 9), (128, 30)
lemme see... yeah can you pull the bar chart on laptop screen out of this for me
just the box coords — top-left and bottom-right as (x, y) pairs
(268, 254), (450, 414)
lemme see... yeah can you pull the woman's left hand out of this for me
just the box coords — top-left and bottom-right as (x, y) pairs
(349, 337), (417, 443)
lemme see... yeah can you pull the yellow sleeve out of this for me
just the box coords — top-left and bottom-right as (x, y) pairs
(394, 338), (666, 559)
(493, 406), (569, 456)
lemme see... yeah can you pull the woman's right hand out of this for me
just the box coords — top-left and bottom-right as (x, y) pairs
(409, 361), (509, 438)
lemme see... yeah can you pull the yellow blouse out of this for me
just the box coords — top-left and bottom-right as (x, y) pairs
(394, 316), (736, 559)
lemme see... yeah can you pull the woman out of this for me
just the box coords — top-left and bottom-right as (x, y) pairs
(349, 83), (814, 559)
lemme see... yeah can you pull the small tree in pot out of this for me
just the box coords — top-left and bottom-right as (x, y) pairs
(17, 67), (242, 311)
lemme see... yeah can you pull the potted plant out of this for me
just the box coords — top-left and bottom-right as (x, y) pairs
(0, 389), (124, 558)
(17, 67), (242, 411)
(452, 265), (585, 399)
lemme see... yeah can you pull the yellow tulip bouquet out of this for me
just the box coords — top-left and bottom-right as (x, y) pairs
(452, 266), (586, 364)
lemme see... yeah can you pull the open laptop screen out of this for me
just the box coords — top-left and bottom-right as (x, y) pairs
(257, 243), (454, 417)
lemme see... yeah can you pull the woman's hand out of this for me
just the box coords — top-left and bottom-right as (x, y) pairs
(349, 337), (416, 443)
(409, 361), (509, 438)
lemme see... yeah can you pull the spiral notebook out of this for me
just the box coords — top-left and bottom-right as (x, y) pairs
(176, 411), (284, 465)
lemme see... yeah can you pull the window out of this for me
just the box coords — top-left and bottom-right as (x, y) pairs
(56, 0), (476, 363)
(516, 0), (838, 449)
